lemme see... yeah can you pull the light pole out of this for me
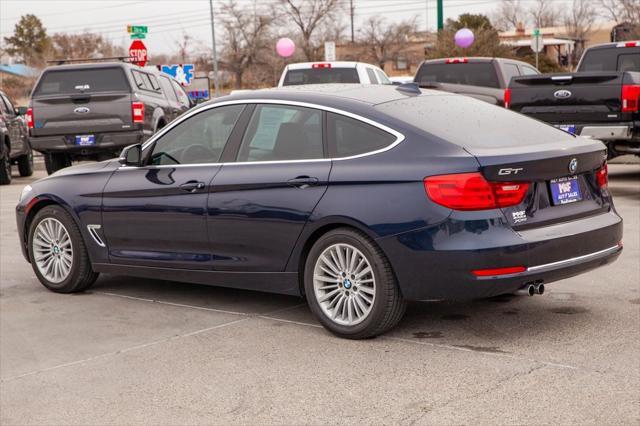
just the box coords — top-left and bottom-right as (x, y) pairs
(209, 0), (220, 97)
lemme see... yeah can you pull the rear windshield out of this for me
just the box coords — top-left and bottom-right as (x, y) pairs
(415, 62), (500, 88)
(579, 47), (640, 72)
(283, 68), (359, 86)
(33, 67), (130, 96)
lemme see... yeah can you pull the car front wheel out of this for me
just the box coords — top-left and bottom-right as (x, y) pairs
(304, 228), (407, 339)
(28, 205), (98, 293)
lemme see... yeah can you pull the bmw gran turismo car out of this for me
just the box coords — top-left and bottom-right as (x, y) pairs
(16, 84), (622, 339)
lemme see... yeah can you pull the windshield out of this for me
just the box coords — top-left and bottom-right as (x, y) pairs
(415, 62), (500, 88)
(283, 68), (359, 85)
(34, 67), (130, 95)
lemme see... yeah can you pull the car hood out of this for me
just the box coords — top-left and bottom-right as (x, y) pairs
(48, 159), (120, 178)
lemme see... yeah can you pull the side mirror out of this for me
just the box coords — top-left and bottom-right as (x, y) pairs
(119, 144), (142, 166)
(16, 106), (28, 116)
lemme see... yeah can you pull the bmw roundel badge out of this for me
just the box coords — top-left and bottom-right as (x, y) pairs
(569, 158), (578, 174)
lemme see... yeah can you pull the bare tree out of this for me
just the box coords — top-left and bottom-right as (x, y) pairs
(50, 32), (125, 61)
(358, 16), (418, 69)
(599, 0), (640, 24)
(492, 0), (527, 30)
(529, 0), (559, 28)
(279, 0), (341, 61)
(175, 33), (191, 63)
(220, 0), (274, 89)
(564, 0), (598, 65)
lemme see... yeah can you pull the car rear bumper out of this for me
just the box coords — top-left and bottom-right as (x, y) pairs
(29, 131), (145, 155)
(377, 210), (623, 301)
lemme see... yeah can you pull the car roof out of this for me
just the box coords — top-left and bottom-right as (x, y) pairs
(421, 57), (533, 67)
(586, 40), (640, 50)
(285, 61), (378, 70)
(42, 62), (163, 75)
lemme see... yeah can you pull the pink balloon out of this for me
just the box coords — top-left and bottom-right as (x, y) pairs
(454, 28), (475, 48)
(276, 37), (296, 58)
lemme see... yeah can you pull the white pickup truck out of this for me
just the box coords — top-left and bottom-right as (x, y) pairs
(278, 61), (392, 87)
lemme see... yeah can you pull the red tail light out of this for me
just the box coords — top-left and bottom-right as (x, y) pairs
(26, 107), (34, 129)
(424, 172), (529, 211)
(622, 85), (640, 112)
(617, 41), (639, 47)
(472, 266), (526, 277)
(504, 88), (511, 109)
(312, 63), (331, 69)
(596, 163), (608, 188)
(132, 102), (144, 123)
(445, 58), (468, 64)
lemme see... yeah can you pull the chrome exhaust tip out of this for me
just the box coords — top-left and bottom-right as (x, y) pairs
(516, 284), (535, 297)
(534, 283), (545, 295)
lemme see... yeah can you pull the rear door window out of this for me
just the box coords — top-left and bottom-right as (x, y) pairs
(34, 67), (130, 95)
(502, 63), (520, 85)
(415, 62), (500, 88)
(328, 113), (396, 157)
(159, 76), (178, 102)
(283, 68), (359, 85)
(521, 65), (539, 75)
(236, 104), (323, 162)
(171, 80), (191, 107)
(366, 68), (379, 84)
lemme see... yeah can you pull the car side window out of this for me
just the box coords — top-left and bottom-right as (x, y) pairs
(0, 97), (8, 115)
(159, 76), (178, 103)
(132, 70), (146, 89)
(328, 112), (396, 157)
(502, 63), (520, 85)
(236, 104), (323, 162)
(171, 80), (191, 107)
(149, 105), (244, 165)
(0, 95), (14, 115)
(521, 65), (539, 75)
(375, 69), (391, 84)
(148, 75), (161, 91)
(366, 68), (379, 84)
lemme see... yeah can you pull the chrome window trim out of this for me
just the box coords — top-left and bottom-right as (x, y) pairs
(126, 98), (405, 169)
(527, 245), (620, 272)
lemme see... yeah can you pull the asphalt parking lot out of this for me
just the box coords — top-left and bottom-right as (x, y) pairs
(1, 163), (638, 425)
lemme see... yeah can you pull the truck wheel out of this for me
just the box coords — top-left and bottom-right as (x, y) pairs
(304, 227), (407, 339)
(0, 153), (11, 185)
(28, 205), (99, 293)
(17, 150), (34, 177)
(44, 153), (71, 174)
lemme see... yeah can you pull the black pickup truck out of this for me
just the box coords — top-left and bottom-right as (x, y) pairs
(507, 41), (640, 158)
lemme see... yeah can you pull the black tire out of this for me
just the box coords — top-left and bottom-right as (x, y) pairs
(17, 150), (34, 177)
(28, 205), (99, 293)
(44, 153), (71, 175)
(0, 152), (11, 185)
(304, 227), (407, 339)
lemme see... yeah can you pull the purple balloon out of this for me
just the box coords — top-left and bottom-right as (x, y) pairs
(454, 28), (475, 48)
(276, 38), (296, 58)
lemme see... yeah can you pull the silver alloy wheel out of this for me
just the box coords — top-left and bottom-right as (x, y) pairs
(313, 243), (376, 326)
(33, 218), (73, 284)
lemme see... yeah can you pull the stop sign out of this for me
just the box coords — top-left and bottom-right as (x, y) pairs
(129, 40), (147, 67)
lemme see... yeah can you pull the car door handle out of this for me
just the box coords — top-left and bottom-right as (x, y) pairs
(179, 181), (206, 192)
(287, 176), (319, 189)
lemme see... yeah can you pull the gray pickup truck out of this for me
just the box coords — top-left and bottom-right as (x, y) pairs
(27, 61), (193, 174)
(413, 57), (540, 107)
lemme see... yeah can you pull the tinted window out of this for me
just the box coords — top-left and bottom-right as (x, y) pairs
(1, 95), (14, 115)
(159, 76), (178, 102)
(171, 80), (191, 107)
(236, 104), (323, 162)
(328, 113), (396, 157)
(579, 47), (640, 71)
(140, 73), (157, 92)
(34, 68), (130, 95)
(283, 68), (359, 85)
(366, 68), (379, 84)
(150, 105), (244, 165)
(415, 62), (500, 88)
(521, 65), (539, 75)
(132, 71), (146, 89)
(502, 63), (520, 85)
(148, 74), (161, 91)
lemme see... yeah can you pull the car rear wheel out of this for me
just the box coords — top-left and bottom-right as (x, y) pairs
(28, 205), (99, 293)
(304, 228), (406, 339)
(0, 152), (11, 185)
(44, 153), (71, 174)
(17, 150), (34, 177)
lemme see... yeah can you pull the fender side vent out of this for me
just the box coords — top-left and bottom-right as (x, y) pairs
(87, 224), (106, 247)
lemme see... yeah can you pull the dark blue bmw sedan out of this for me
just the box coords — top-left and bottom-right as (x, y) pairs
(16, 84), (622, 338)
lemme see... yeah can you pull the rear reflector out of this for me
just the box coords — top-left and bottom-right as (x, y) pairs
(472, 266), (526, 277)
(132, 102), (144, 123)
(596, 163), (608, 188)
(445, 58), (468, 64)
(424, 172), (529, 210)
(504, 88), (511, 109)
(312, 63), (332, 69)
(26, 107), (34, 129)
(622, 85), (640, 112)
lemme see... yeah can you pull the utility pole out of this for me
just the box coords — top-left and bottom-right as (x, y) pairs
(350, 0), (355, 43)
(209, 0), (220, 97)
(437, 0), (443, 32)
(425, 0), (428, 34)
